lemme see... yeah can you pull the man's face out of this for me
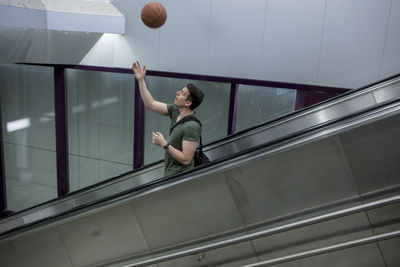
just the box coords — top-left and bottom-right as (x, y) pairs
(174, 87), (191, 108)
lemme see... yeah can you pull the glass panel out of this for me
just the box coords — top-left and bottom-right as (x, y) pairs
(66, 69), (134, 192)
(236, 85), (296, 132)
(143, 77), (230, 164)
(0, 64), (57, 211)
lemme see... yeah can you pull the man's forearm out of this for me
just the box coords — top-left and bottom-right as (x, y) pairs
(166, 144), (192, 165)
(138, 79), (154, 108)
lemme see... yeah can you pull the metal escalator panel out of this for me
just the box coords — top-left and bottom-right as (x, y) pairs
(206, 75), (400, 160)
(0, 78), (400, 266)
(0, 75), (400, 239)
(1, 95), (400, 267)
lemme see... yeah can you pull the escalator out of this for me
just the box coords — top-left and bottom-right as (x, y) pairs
(0, 75), (399, 267)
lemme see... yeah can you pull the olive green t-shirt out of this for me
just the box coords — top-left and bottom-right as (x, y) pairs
(164, 104), (201, 176)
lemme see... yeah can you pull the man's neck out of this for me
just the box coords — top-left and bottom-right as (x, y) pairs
(178, 107), (194, 117)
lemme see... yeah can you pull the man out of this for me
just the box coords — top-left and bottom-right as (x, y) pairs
(132, 61), (204, 176)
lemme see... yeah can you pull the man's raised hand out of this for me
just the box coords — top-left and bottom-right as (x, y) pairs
(132, 61), (146, 81)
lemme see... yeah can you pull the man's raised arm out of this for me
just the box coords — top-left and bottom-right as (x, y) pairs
(132, 61), (168, 116)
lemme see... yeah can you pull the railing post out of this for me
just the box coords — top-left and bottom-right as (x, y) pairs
(54, 67), (69, 196)
(133, 79), (145, 169)
(0, 92), (7, 213)
(227, 83), (239, 135)
(294, 90), (305, 110)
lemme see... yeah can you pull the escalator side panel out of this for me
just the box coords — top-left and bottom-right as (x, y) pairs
(129, 172), (246, 250)
(367, 203), (400, 267)
(0, 106), (400, 267)
(339, 114), (400, 195)
(225, 135), (359, 228)
(57, 204), (151, 267)
(0, 228), (72, 267)
(250, 212), (384, 267)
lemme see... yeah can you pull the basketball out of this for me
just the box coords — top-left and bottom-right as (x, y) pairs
(141, 2), (167, 29)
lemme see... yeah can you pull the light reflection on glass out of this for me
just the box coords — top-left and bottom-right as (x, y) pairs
(72, 104), (86, 114)
(102, 96), (118, 105)
(39, 111), (55, 123)
(7, 118), (31, 132)
(91, 96), (119, 109)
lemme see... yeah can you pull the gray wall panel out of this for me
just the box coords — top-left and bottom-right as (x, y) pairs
(225, 136), (358, 227)
(5, 228), (73, 267)
(25, 30), (102, 64)
(380, 0), (400, 79)
(158, 0), (211, 74)
(251, 212), (381, 266)
(118, 0), (161, 68)
(262, 0), (326, 84)
(379, 238), (400, 267)
(339, 114), (400, 195)
(208, 0), (266, 79)
(258, 243), (385, 267)
(130, 173), (245, 250)
(366, 202), (400, 266)
(0, 242), (13, 267)
(57, 204), (150, 267)
(159, 242), (257, 267)
(318, 0), (392, 88)
(2, 1), (400, 88)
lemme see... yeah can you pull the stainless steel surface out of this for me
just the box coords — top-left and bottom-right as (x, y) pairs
(241, 230), (400, 267)
(57, 204), (151, 267)
(226, 135), (358, 227)
(1, 76), (400, 238)
(339, 112), (400, 195)
(279, 92), (376, 136)
(365, 197), (400, 267)
(373, 77), (400, 103)
(0, 162), (164, 235)
(1, 102), (399, 244)
(207, 124), (282, 160)
(157, 242), (258, 267)
(129, 172), (246, 250)
(122, 195), (400, 267)
(0, 104), (399, 266)
(207, 76), (399, 162)
(0, 76), (400, 267)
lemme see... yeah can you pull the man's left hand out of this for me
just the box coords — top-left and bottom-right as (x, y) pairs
(152, 132), (167, 147)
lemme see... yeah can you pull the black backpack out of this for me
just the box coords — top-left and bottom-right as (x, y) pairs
(169, 116), (210, 167)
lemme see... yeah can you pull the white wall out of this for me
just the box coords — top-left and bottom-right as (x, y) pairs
(92, 0), (400, 88)
(2, 0), (400, 88)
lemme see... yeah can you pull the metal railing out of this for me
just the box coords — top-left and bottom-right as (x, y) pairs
(123, 194), (400, 267)
(241, 229), (400, 266)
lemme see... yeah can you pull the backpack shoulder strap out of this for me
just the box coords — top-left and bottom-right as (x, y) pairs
(169, 116), (201, 136)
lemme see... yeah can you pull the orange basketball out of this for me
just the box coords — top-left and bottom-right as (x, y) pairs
(141, 2), (167, 29)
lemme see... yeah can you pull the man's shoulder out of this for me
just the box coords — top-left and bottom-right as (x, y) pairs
(167, 104), (178, 112)
(167, 104), (179, 119)
(183, 118), (201, 131)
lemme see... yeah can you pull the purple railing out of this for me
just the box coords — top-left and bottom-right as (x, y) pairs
(227, 83), (239, 135)
(0, 92), (6, 215)
(0, 63), (351, 216)
(133, 79), (145, 169)
(54, 67), (70, 196)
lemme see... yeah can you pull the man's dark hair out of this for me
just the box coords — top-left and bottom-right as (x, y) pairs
(186, 83), (204, 110)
